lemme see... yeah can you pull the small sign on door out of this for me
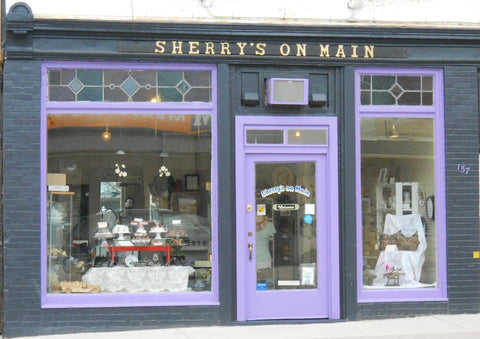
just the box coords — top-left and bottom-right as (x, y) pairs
(273, 204), (299, 211)
(257, 204), (266, 216)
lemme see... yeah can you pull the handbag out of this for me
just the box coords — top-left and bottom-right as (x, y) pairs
(396, 232), (420, 251)
(379, 232), (400, 251)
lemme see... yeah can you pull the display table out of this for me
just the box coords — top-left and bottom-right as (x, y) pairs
(82, 266), (194, 293)
(108, 245), (171, 263)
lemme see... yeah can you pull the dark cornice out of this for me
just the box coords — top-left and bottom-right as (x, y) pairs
(6, 13), (480, 62)
(29, 18), (480, 44)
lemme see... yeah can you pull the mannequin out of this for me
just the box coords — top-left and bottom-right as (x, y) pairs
(256, 215), (276, 284)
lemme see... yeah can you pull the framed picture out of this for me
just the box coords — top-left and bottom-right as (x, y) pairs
(377, 168), (388, 184)
(185, 174), (199, 191)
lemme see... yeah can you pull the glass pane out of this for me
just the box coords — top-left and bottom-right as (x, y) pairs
(360, 117), (436, 289)
(372, 91), (395, 105)
(360, 74), (434, 106)
(49, 86), (75, 101)
(422, 76), (433, 91)
(397, 92), (421, 105)
(47, 69), (212, 103)
(246, 130), (284, 144)
(255, 162), (317, 290)
(372, 76), (395, 90)
(47, 113), (212, 294)
(360, 75), (371, 90)
(287, 129), (327, 145)
(422, 92), (433, 106)
(360, 91), (371, 105)
(397, 76), (421, 90)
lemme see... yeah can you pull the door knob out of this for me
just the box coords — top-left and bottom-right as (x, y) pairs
(248, 243), (253, 260)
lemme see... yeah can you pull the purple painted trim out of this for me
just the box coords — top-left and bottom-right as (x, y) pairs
(45, 102), (214, 111)
(41, 61), (219, 308)
(355, 67), (447, 303)
(265, 78), (309, 105)
(40, 66), (48, 302)
(42, 292), (219, 309)
(235, 116), (339, 320)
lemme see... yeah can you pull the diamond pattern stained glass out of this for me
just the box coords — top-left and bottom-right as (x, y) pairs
(121, 77), (140, 96)
(69, 79), (84, 94)
(177, 80), (191, 94)
(360, 75), (433, 106)
(47, 69), (212, 103)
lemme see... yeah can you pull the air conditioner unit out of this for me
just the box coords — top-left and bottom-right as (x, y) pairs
(265, 78), (309, 105)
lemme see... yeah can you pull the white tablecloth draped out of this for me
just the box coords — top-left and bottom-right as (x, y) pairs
(82, 266), (194, 293)
(373, 214), (427, 287)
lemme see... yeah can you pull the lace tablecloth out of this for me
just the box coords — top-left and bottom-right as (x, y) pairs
(82, 266), (194, 293)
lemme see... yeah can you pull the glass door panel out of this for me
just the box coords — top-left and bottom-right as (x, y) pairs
(255, 162), (317, 291)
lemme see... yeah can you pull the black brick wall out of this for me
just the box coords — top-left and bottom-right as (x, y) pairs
(444, 66), (480, 313)
(356, 66), (480, 319)
(2, 60), (221, 338)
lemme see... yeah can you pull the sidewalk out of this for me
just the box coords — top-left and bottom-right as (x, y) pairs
(16, 314), (480, 339)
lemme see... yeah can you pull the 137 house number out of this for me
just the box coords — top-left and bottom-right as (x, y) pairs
(457, 163), (471, 175)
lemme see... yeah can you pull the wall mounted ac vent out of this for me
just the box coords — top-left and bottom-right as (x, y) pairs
(266, 78), (308, 105)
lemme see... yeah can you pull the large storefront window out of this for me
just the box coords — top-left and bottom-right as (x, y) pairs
(356, 68), (446, 302)
(42, 63), (217, 307)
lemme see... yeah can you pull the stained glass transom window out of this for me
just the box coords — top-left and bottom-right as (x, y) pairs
(360, 75), (433, 106)
(47, 69), (212, 103)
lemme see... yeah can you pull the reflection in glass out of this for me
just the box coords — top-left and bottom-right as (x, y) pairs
(47, 113), (212, 294)
(246, 130), (283, 144)
(255, 162), (317, 290)
(287, 129), (328, 145)
(360, 118), (436, 289)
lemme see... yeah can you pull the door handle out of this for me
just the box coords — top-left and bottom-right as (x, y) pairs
(248, 243), (253, 261)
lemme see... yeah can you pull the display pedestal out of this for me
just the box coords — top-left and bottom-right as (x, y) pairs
(108, 245), (171, 263)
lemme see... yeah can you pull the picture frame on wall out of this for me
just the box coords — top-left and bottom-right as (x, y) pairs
(185, 174), (199, 191)
(378, 168), (388, 184)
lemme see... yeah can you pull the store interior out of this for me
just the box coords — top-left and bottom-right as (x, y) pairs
(46, 113), (212, 293)
(361, 118), (437, 288)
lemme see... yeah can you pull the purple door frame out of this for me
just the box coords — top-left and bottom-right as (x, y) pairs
(235, 116), (340, 321)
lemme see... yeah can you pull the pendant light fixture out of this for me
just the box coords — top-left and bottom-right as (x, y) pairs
(101, 126), (112, 142)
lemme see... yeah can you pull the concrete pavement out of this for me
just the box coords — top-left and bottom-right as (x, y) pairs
(14, 313), (480, 339)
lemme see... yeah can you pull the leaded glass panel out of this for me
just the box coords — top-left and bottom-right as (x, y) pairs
(47, 69), (212, 103)
(360, 75), (433, 106)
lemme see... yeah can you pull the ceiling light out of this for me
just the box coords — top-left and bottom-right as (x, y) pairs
(159, 151), (169, 158)
(116, 150), (126, 155)
(101, 127), (112, 142)
(389, 124), (400, 139)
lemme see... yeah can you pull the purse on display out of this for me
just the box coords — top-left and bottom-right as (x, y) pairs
(396, 232), (420, 251)
(379, 231), (419, 251)
(379, 232), (400, 251)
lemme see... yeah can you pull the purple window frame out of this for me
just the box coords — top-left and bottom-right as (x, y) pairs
(355, 67), (447, 302)
(40, 61), (219, 308)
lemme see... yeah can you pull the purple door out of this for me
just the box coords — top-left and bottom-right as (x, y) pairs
(235, 116), (340, 321)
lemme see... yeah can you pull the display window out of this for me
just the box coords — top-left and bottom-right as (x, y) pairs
(41, 62), (218, 307)
(355, 68), (447, 302)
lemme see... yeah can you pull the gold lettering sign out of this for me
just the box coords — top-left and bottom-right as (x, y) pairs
(154, 40), (375, 59)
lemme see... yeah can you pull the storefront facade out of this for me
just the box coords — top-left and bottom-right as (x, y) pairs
(3, 2), (480, 337)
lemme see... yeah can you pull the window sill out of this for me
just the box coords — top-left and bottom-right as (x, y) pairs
(42, 291), (219, 308)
